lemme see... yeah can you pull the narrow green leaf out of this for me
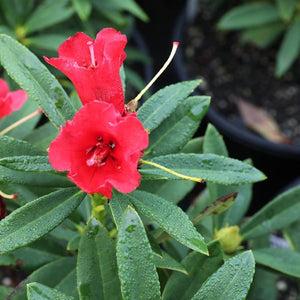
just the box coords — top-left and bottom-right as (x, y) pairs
(9, 257), (77, 300)
(27, 282), (75, 300)
(0, 155), (55, 172)
(241, 185), (300, 240)
(0, 97), (41, 139)
(140, 153), (266, 185)
(203, 123), (228, 156)
(241, 22), (285, 48)
(192, 192), (238, 224)
(218, 3), (280, 30)
(137, 80), (201, 131)
(24, 122), (57, 149)
(139, 179), (195, 204)
(254, 248), (300, 278)
(203, 125), (253, 227)
(120, 190), (208, 255)
(275, 19), (300, 77)
(77, 218), (122, 300)
(109, 190), (132, 229)
(0, 188), (85, 255)
(0, 165), (71, 187)
(247, 267), (278, 300)
(154, 250), (188, 274)
(72, 0), (92, 21)
(0, 286), (13, 299)
(283, 219), (300, 251)
(24, 0), (74, 34)
(191, 251), (255, 300)
(116, 206), (161, 300)
(0, 34), (76, 129)
(146, 96), (210, 157)
(163, 241), (223, 300)
(276, 0), (297, 21)
(28, 34), (69, 52)
(0, 135), (46, 158)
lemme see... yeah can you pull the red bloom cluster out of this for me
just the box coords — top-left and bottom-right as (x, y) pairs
(46, 28), (149, 198)
(0, 79), (27, 120)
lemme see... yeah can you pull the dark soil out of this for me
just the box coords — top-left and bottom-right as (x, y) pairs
(182, 1), (300, 145)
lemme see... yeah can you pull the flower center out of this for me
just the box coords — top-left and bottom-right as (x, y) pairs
(86, 137), (115, 167)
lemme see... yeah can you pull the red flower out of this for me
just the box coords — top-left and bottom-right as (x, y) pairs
(48, 101), (149, 198)
(0, 79), (27, 119)
(44, 28), (127, 113)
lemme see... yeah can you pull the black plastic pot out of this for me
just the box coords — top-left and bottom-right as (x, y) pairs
(172, 2), (300, 212)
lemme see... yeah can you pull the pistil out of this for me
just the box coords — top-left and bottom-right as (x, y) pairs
(87, 41), (96, 68)
(86, 139), (115, 167)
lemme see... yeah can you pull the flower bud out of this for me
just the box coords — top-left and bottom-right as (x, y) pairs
(214, 225), (243, 254)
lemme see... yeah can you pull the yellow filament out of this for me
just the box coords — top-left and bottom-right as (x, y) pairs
(0, 109), (42, 136)
(0, 190), (17, 199)
(129, 42), (179, 107)
(140, 159), (204, 183)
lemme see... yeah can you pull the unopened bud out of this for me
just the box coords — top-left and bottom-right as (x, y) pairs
(214, 225), (243, 254)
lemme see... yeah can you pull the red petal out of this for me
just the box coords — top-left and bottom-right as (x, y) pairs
(0, 79), (9, 98)
(8, 90), (27, 111)
(44, 29), (127, 113)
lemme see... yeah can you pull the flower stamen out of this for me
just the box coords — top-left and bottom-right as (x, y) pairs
(0, 109), (42, 136)
(127, 41), (179, 111)
(0, 190), (18, 199)
(87, 41), (96, 68)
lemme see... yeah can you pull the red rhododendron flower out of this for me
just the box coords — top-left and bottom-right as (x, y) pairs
(48, 100), (149, 198)
(0, 79), (27, 119)
(44, 28), (127, 113)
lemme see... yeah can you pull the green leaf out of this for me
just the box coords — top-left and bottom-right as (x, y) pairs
(154, 250), (188, 274)
(275, 19), (300, 77)
(119, 190), (208, 255)
(109, 191), (132, 229)
(140, 153), (266, 185)
(0, 188), (84, 255)
(0, 165), (71, 187)
(146, 96), (210, 157)
(191, 251), (255, 299)
(240, 185), (300, 240)
(241, 22), (285, 48)
(137, 80), (201, 131)
(192, 192), (238, 224)
(0, 34), (76, 129)
(0, 97), (41, 139)
(139, 179), (195, 204)
(0, 135), (46, 158)
(28, 34), (69, 52)
(162, 241), (223, 300)
(253, 248), (300, 278)
(218, 3), (280, 30)
(116, 206), (161, 300)
(247, 266), (278, 300)
(283, 218), (300, 251)
(0, 286), (13, 299)
(77, 218), (122, 300)
(72, 0), (92, 21)
(0, 155), (55, 172)
(27, 282), (75, 300)
(24, 122), (57, 149)
(9, 257), (77, 300)
(24, 0), (74, 34)
(276, 0), (297, 21)
(203, 124), (228, 156)
(203, 125), (253, 228)
(7, 238), (64, 270)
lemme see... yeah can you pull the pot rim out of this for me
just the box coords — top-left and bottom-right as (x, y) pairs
(172, 8), (300, 160)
